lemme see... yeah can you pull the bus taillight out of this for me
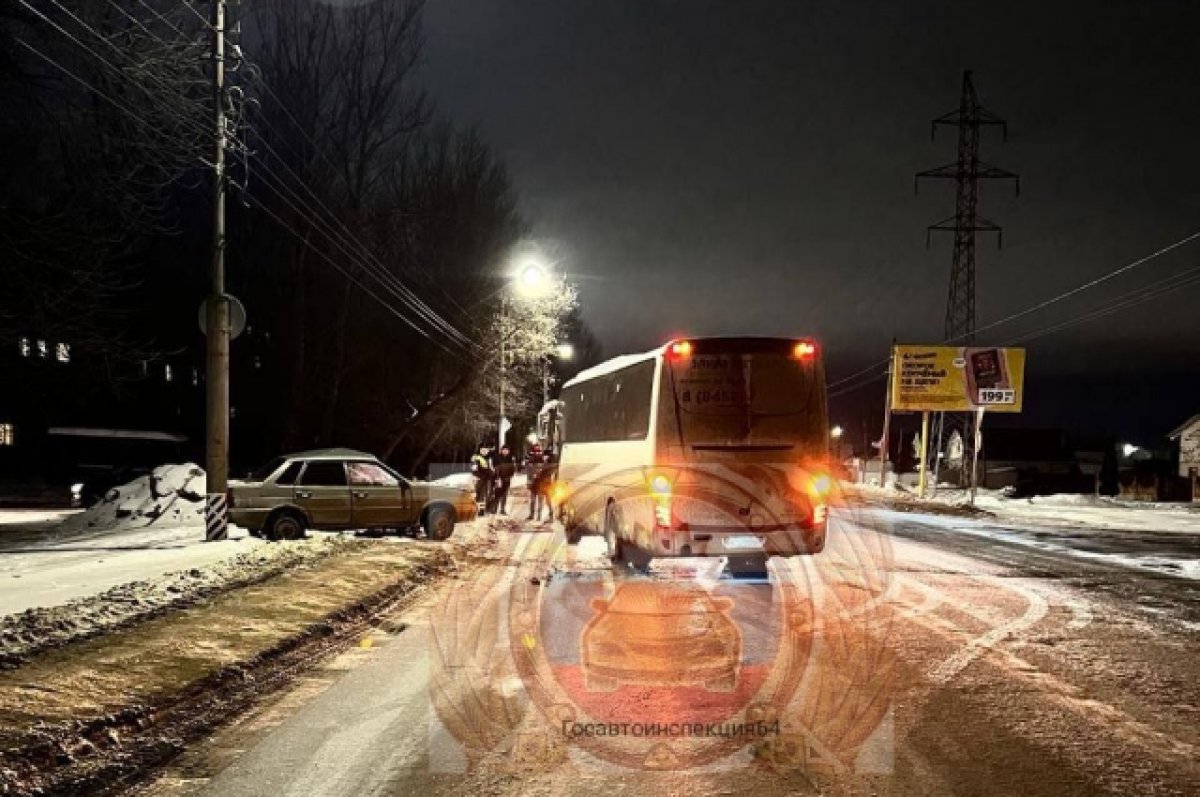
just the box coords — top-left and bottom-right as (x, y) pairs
(793, 340), (817, 360)
(808, 473), (832, 499)
(669, 340), (693, 359)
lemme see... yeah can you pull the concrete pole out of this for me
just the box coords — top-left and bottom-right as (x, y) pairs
(205, 0), (231, 542)
(917, 410), (930, 498)
(969, 408), (985, 506)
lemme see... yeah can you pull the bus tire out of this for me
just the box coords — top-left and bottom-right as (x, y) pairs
(603, 502), (623, 562)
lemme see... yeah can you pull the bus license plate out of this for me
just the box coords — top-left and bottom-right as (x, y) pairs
(724, 535), (764, 551)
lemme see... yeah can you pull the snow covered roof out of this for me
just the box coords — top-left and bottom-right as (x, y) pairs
(562, 344), (667, 388)
(47, 427), (187, 443)
(288, 448), (375, 460)
(1168, 415), (1200, 439)
(561, 335), (816, 389)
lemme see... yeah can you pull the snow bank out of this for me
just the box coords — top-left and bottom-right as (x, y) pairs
(430, 472), (475, 489)
(849, 480), (1200, 533)
(59, 463), (207, 534)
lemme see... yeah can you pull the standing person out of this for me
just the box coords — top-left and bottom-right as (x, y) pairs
(523, 443), (543, 476)
(470, 445), (494, 515)
(490, 444), (517, 515)
(529, 452), (557, 521)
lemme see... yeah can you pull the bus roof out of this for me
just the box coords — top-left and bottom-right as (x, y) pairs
(562, 336), (816, 388)
(562, 345), (664, 388)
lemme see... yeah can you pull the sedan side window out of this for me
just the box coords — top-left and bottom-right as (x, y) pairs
(347, 462), (399, 487)
(300, 461), (348, 486)
(274, 461), (304, 486)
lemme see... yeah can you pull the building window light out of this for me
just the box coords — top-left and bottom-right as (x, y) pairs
(164, 363), (173, 383)
(18, 338), (30, 358)
(36, 340), (47, 359)
(0, 424), (13, 446)
(55, 342), (70, 363)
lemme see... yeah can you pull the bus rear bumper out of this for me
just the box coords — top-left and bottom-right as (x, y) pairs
(648, 523), (827, 557)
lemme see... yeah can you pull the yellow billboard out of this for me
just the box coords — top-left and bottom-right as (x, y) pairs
(890, 345), (1025, 413)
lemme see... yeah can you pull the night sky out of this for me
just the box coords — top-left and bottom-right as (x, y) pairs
(421, 0), (1200, 444)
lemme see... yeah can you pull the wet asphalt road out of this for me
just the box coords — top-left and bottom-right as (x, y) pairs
(135, 499), (1200, 797)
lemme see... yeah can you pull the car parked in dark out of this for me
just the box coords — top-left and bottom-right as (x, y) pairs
(228, 449), (476, 541)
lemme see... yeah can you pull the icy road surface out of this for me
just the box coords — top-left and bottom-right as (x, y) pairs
(131, 494), (1200, 797)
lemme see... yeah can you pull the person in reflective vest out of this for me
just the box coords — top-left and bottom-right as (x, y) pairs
(470, 445), (494, 514)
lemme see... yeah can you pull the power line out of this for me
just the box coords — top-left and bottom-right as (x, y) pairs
(12, 37), (160, 135)
(40, 0), (207, 113)
(963, 230), (1200, 344)
(826, 228), (1200, 391)
(1003, 261), (1200, 347)
(176, 0), (214, 30)
(19, 0), (478, 354)
(131, 0), (191, 39)
(241, 190), (467, 359)
(250, 74), (474, 321)
(246, 153), (478, 354)
(828, 255), (1200, 400)
(249, 126), (478, 350)
(19, 0), (214, 153)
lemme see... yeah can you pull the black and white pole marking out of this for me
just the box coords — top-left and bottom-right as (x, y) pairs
(205, 492), (229, 541)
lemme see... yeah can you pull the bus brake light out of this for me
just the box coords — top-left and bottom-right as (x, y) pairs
(669, 340), (693, 358)
(808, 473), (832, 498)
(793, 340), (817, 360)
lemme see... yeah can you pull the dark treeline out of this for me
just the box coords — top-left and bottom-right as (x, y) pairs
(1, 0), (599, 477)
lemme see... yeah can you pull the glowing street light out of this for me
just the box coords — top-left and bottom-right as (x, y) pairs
(830, 425), (844, 439)
(1121, 442), (1140, 458)
(512, 257), (551, 299)
(543, 342), (575, 404)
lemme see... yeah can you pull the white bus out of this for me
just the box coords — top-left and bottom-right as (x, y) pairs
(556, 336), (832, 567)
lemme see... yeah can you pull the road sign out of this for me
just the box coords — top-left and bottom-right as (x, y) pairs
(198, 295), (246, 340)
(891, 345), (1025, 413)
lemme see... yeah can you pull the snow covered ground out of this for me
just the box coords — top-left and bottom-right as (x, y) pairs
(851, 481), (1200, 534)
(0, 463), (488, 664)
(0, 463), (271, 617)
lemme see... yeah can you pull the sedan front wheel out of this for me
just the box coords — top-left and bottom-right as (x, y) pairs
(423, 506), (455, 541)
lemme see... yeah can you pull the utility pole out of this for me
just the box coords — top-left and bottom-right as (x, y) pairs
(878, 344), (895, 488)
(916, 70), (1018, 489)
(497, 296), (506, 450)
(204, 0), (231, 541)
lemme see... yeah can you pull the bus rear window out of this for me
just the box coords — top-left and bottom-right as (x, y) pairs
(666, 350), (824, 449)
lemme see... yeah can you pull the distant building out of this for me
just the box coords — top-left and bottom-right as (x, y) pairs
(1168, 415), (1200, 501)
(977, 427), (1106, 494)
(1168, 415), (1200, 478)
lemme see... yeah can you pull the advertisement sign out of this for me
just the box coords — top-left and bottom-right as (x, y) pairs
(891, 345), (1025, 413)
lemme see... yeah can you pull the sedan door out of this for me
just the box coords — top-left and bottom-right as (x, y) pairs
(347, 461), (411, 528)
(294, 460), (352, 528)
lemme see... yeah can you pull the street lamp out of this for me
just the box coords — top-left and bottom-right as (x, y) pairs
(830, 425), (844, 439)
(1121, 442), (1140, 459)
(513, 258), (551, 299)
(544, 341), (575, 404)
(499, 253), (553, 448)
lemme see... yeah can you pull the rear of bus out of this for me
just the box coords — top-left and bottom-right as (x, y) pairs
(645, 336), (831, 561)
